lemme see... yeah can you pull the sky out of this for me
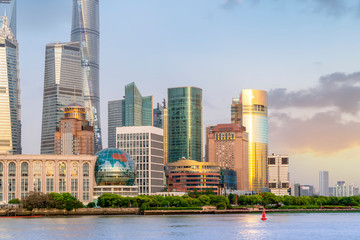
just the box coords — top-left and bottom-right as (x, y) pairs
(14, 0), (360, 190)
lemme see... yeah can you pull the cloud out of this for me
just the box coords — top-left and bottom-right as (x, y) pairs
(269, 111), (360, 154)
(269, 72), (360, 114)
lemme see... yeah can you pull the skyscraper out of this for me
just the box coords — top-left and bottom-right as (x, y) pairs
(107, 82), (153, 148)
(41, 42), (83, 154)
(108, 100), (124, 149)
(168, 87), (202, 163)
(240, 89), (268, 193)
(71, 0), (102, 152)
(319, 171), (329, 196)
(231, 98), (241, 125)
(0, 0), (16, 37)
(0, 16), (20, 154)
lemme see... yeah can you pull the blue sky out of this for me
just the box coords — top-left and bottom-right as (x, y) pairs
(16, 0), (360, 189)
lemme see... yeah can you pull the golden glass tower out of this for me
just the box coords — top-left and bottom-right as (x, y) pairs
(240, 89), (268, 193)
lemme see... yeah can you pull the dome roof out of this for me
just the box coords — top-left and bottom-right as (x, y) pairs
(95, 148), (136, 186)
(65, 102), (84, 108)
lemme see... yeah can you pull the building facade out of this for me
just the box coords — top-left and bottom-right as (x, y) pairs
(166, 159), (221, 194)
(207, 124), (249, 190)
(168, 87), (202, 163)
(239, 89), (268, 193)
(0, 154), (96, 203)
(231, 98), (241, 125)
(54, 104), (94, 155)
(0, 16), (21, 155)
(71, 0), (102, 152)
(108, 100), (124, 149)
(0, 0), (16, 37)
(319, 171), (329, 197)
(40, 42), (83, 154)
(334, 182), (359, 197)
(268, 154), (289, 196)
(116, 126), (164, 195)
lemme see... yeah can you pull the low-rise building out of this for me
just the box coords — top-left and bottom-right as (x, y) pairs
(268, 154), (289, 195)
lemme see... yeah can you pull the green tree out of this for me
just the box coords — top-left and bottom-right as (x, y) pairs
(8, 198), (20, 204)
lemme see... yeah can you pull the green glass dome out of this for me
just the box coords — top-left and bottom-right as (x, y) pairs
(95, 148), (136, 186)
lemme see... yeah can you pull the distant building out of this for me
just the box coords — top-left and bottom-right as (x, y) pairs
(107, 82), (153, 148)
(40, 42), (83, 154)
(0, 0), (16, 37)
(168, 87), (202, 163)
(220, 169), (237, 190)
(166, 159), (220, 194)
(334, 182), (358, 197)
(231, 98), (241, 125)
(329, 187), (336, 197)
(319, 171), (329, 196)
(300, 185), (314, 196)
(153, 100), (168, 165)
(0, 16), (21, 155)
(268, 155), (289, 196)
(54, 103), (94, 155)
(0, 154), (96, 203)
(116, 126), (164, 195)
(207, 123), (249, 190)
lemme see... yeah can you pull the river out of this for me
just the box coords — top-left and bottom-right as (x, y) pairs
(0, 213), (358, 239)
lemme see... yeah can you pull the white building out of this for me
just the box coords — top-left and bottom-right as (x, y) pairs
(334, 182), (358, 197)
(116, 126), (164, 195)
(268, 154), (289, 195)
(319, 171), (329, 196)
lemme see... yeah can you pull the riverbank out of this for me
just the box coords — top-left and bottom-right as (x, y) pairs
(2, 207), (360, 217)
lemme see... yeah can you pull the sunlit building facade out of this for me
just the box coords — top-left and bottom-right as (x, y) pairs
(0, 0), (16, 37)
(240, 89), (268, 193)
(268, 154), (289, 196)
(0, 16), (21, 155)
(71, 0), (102, 152)
(54, 103), (94, 155)
(166, 159), (220, 194)
(0, 155), (96, 203)
(40, 42), (83, 154)
(168, 87), (202, 163)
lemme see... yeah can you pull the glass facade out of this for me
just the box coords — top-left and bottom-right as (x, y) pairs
(95, 148), (136, 186)
(40, 42), (82, 154)
(0, 16), (21, 155)
(231, 98), (241, 125)
(241, 89), (268, 193)
(108, 100), (124, 149)
(168, 87), (202, 163)
(220, 169), (237, 190)
(0, 0), (16, 37)
(71, 0), (102, 152)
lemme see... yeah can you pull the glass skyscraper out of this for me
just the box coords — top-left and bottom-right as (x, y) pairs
(107, 82), (153, 148)
(40, 42), (83, 154)
(240, 89), (268, 193)
(0, 0), (16, 37)
(0, 16), (21, 154)
(71, 0), (102, 152)
(167, 87), (202, 163)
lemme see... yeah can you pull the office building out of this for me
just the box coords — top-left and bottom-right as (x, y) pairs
(168, 87), (202, 163)
(0, 154), (96, 203)
(108, 100), (124, 149)
(268, 154), (289, 196)
(54, 103), (94, 155)
(231, 98), (241, 125)
(0, 16), (21, 155)
(107, 82), (153, 148)
(40, 42), (83, 154)
(116, 126), (164, 195)
(220, 169), (237, 190)
(154, 100), (168, 165)
(334, 182), (358, 197)
(0, 0), (16, 37)
(236, 89), (268, 193)
(319, 171), (329, 197)
(166, 159), (221, 194)
(207, 124), (249, 190)
(71, 0), (102, 152)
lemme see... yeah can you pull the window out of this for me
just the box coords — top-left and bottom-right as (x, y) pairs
(269, 183), (276, 188)
(46, 162), (55, 177)
(46, 179), (54, 193)
(59, 162), (66, 177)
(71, 163), (78, 177)
(282, 158), (288, 165)
(59, 179), (66, 193)
(0, 162), (2, 177)
(21, 162), (29, 177)
(8, 162), (16, 177)
(83, 179), (89, 192)
(83, 163), (89, 177)
(268, 158), (276, 165)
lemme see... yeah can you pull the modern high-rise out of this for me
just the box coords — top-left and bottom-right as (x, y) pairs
(54, 103), (94, 155)
(319, 171), (329, 197)
(268, 154), (289, 195)
(116, 126), (164, 195)
(0, 0), (16, 37)
(40, 42), (83, 154)
(71, 0), (102, 152)
(108, 100), (124, 149)
(207, 124), (249, 190)
(107, 82), (153, 148)
(0, 16), (20, 155)
(168, 87), (202, 163)
(154, 100), (168, 165)
(238, 89), (268, 193)
(231, 98), (241, 125)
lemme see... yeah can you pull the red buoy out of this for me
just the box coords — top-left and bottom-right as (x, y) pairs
(261, 210), (267, 221)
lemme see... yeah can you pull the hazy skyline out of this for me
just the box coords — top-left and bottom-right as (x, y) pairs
(16, 0), (360, 189)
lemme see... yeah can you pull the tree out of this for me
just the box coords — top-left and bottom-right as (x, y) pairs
(22, 192), (51, 210)
(228, 194), (236, 205)
(8, 198), (20, 204)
